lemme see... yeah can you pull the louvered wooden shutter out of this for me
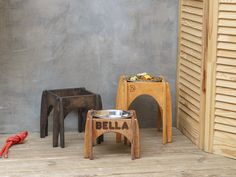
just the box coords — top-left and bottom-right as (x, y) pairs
(176, 0), (207, 148)
(205, 0), (236, 159)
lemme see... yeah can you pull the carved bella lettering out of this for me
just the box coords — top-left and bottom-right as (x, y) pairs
(115, 122), (120, 130)
(96, 121), (129, 130)
(103, 122), (108, 130)
(96, 122), (102, 129)
(122, 122), (128, 130)
(109, 122), (114, 129)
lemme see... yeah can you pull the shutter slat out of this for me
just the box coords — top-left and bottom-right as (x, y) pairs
(177, 0), (205, 148)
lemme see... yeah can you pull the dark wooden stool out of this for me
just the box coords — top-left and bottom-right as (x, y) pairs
(84, 110), (140, 160)
(40, 87), (103, 148)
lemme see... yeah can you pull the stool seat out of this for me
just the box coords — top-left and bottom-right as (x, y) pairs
(84, 110), (140, 160)
(40, 87), (103, 148)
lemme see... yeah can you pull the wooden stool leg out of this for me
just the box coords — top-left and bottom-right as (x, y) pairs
(162, 83), (167, 145)
(100, 135), (104, 142)
(84, 110), (93, 159)
(115, 75), (127, 143)
(134, 119), (140, 158)
(78, 108), (83, 132)
(89, 114), (93, 160)
(131, 111), (140, 159)
(45, 120), (48, 137)
(95, 95), (102, 110)
(97, 135), (104, 144)
(53, 102), (60, 147)
(132, 110), (140, 159)
(166, 82), (172, 143)
(84, 115), (90, 158)
(131, 141), (135, 160)
(124, 137), (128, 145)
(95, 95), (104, 144)
(59, 99), (65, 148)
(46, 106), (53, 136)
(82, 109), (87, 132)
(157, 107), (162, 131)
(40, 91), (48, 138)
(131, 117), (135, 160)
(116, 133), (122, 143)
(162, 114), (167, 145)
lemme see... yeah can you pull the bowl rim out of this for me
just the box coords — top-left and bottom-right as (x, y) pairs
(93, 109), (131, 119)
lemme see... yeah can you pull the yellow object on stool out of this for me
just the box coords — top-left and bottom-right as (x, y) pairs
(116, 75), (172, 144)
(84, 110), (140, 160)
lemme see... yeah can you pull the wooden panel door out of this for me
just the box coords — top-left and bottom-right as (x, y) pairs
(205, 0), (236, 159)
(176, 0), (207, 148)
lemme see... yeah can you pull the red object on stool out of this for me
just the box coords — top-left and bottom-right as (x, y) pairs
(0, 131), (28, 158)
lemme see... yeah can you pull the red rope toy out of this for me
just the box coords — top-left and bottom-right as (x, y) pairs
(0, 131), (28, 158)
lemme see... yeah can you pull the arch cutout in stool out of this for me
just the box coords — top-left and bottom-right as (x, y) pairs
(128, 94), (161, 129)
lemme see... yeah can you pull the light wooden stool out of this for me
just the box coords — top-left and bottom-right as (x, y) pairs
(116, 75), (172, 144)
(84, 110), (140, 160)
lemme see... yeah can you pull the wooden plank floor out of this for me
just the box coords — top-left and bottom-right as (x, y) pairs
(0, 128), (235, 177)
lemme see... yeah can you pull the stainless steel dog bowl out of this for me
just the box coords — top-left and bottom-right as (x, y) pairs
(93, 110), (131, 119)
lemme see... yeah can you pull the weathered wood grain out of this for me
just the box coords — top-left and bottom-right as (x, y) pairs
(0, 128), (235, 177)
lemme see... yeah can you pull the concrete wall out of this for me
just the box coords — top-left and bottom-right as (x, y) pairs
(0, 0), (178, 133)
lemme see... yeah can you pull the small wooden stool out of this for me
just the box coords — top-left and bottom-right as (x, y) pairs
(40, 87), (103, 148)
(84, 110), (140, 160)
(116, 75), (172, 144)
